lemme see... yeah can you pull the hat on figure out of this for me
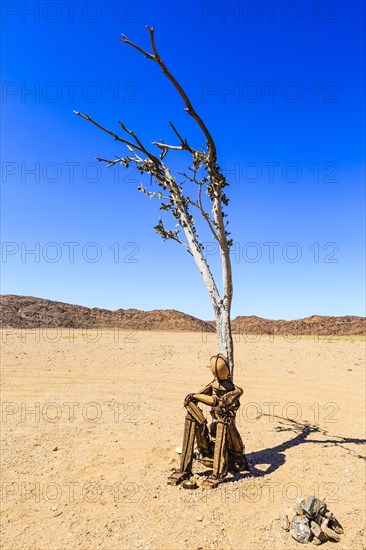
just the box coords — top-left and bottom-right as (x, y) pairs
(209, 354), (230, 380)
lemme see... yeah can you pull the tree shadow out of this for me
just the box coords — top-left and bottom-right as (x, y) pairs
(246, 414), (366, 478)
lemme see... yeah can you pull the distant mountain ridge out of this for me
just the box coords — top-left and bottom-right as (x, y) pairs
(0, 295), (214, 332)
(1, 295), (365, 335)
(231, 314), (365, 336)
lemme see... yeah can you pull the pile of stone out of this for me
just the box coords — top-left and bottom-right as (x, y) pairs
(282, 496), (343, 545)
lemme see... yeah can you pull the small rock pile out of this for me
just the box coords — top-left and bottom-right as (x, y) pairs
(282, 496), (343, 545)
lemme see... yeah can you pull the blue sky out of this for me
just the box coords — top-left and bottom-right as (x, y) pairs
(1, 0), (365, 320)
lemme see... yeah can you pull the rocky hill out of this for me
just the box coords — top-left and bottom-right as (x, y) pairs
(0, 295), (215, 332)
(231, 314), (365, 336)
(1, 295), (364, 335)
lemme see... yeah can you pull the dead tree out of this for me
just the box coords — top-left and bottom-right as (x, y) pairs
(74, 27), (236, 376)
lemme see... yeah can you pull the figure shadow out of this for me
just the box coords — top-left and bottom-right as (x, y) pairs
(193, 415), (365, 485)
(246, 414), (366, 478)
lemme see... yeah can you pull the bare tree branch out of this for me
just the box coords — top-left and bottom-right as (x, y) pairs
(121, 27), (217, 163)
(96, 156), (125, 168)
(118, 120), (161, 165)
(73, 111), (147, 155)
(120, 33), (155, 60)
(152, 141), (185, 152)
(168, 121), (196, 154)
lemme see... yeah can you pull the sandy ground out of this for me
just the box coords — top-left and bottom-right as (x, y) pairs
(0, 329), (365, 550)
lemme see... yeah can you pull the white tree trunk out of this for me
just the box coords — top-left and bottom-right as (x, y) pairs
(178, 201), (234, 377)
(216, 305), (234, 377)
(164, 172), (235, 378)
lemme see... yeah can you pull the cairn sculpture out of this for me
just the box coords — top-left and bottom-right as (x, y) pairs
(282, 496), (344, 545)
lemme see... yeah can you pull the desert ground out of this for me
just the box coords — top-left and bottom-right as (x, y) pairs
(1, 329), (365, 549)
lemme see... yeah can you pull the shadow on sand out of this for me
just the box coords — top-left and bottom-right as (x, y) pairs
(243, 414), (366, 480)
(195, 414), (365, 484)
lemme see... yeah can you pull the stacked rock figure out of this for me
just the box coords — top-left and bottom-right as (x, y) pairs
(282, 496), (344, 545)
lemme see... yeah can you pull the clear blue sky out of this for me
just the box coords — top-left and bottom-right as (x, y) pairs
(1, 0), (365, 320)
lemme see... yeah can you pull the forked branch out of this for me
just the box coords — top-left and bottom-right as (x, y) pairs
(121, 26), (217, 163)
